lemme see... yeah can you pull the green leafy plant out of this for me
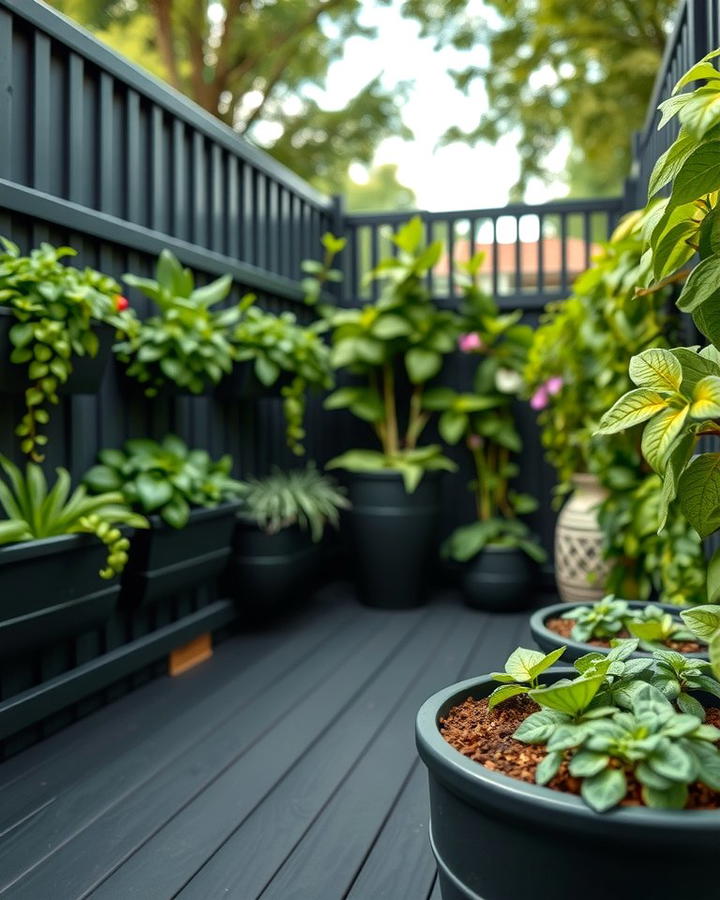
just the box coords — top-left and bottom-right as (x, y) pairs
(0, 455), (147, 578)
(431, 253), (545, 564)
(0, 239), (135, 461)
(323, 217), (458, 492)
(562, 595), (630, 643)
(625, 604), (698, 649)
(115, 250), (241, 396)
(83, 435), (244, 529)
(488, 646), (566, 708)
(240, 465), (350, 542)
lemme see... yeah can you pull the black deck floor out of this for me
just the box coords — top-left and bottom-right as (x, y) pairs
(0, 584), (532, 899)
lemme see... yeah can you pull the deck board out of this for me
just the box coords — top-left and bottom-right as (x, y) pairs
(0, 585), (538, 899)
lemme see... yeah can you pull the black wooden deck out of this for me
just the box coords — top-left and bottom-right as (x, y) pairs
(0, 584), (532, 899)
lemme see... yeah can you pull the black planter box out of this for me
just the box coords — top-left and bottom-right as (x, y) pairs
(0, 307), (115, 395)
(224, 517), (322, 622)
(0, 534), (119, 657)
(417, 669), (720, 900)
(530, 599), (709, 661)
(120, 502), (240, 608)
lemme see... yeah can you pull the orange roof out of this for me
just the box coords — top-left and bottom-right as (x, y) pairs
(437, 237), (598, 276)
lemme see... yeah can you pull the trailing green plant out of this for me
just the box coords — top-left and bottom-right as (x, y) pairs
(323, 217), (459, 492)
(83, 435), (244, 529)
(428, 253), (545, 564)
(489, 640), (720, 812)
(0, 240), (135, 462)
(0, 455), (147, 578)
(115, 250), (241, 396)
(240, 465), (350, 542)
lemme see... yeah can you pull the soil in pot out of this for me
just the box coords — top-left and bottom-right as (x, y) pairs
(545, 616), (705, 654)
(440, 694), (720, 810)
(461, 545), (539, 612)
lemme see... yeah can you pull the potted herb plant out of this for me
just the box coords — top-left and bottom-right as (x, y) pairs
(417, 638), (720, 899)
(428, 253), (545, 610)
(0, 239), (134, 461)
(83, 435), (244, 607)
(323, 217), (458, 608)
(0, 455), (147, 656)
(225, 465), (349, 621)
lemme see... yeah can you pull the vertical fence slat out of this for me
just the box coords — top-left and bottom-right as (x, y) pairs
(32, 31), (49, 192)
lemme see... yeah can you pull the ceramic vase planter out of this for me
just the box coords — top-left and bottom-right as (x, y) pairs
(416, 669), (720, 900)
(461, 545), (539, 612)
(554, 473), (609, 604)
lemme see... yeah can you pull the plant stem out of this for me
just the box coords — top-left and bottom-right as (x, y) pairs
(406, 385), (429, 449)
(382, 363), (399, 456)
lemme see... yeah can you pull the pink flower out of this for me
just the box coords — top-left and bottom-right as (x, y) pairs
(468, 434), (482, 450)
(530, 386), (549, 410)
(546, 376), (564, 396)
(458, 332), (484, 353)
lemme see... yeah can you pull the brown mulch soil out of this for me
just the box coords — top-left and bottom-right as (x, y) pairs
(440, 695), (720, 810)
(546, 617), (706, 654)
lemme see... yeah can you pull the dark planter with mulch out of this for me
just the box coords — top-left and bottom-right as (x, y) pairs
(0, 534), (119, 656)
(345, 469), (442, 609)
(223, 516), (322, 621)
(416, 668), (720, 900)
(215, 362), (294, 399)
(120, 502), (240, 608)
(461, 545), (539, 612)
(530, 600), (708, 662)
(0, 308), (115, 394)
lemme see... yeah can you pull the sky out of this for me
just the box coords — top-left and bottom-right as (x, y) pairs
(313, 1), (568, 211)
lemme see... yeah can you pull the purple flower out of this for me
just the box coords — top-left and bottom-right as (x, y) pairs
(530, 386), (549, 410)
(458, 332), (484, 353)
(546, 376), (564, 396)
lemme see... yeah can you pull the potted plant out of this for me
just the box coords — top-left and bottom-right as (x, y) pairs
(531, 595), (708, 662)
(428, 252), (546, 610)
(416, 637), (720, 899)
(83, 435), (244, 607)
(115, 249), (241, 396)
(323, 217), (458, 608)
(0, 239), (134, 461)
(225, 465), (349, 621)
(0, 455), (147, 656)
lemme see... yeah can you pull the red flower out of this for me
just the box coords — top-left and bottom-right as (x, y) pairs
(115, 295), (129, 311)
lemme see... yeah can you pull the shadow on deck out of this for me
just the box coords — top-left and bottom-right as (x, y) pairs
(0, 584), (536, 899)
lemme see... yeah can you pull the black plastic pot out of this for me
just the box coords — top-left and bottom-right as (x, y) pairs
(0, 308), (115, 394)
(530, 600), (708, 662)
(0, 534), (119, 657)
(224, 517), (322, 621)
(416, 669), (720, 900)
(345, 469), (441, 609)
(120, 502), (240, 608)
(215, 361), (293, 399)
(461, 545), (539, 612)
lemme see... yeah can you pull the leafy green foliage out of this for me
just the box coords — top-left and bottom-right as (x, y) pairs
(115, 250), (241, 396)
(326, 445), (455, 494)
(488, 646), (566, 708)
(0, 455), (147, 578)
(83, 435), (244, 529)
(0, 239), (135, 461)
(562, 595), (629, 643)
(240, 465), (349, 542)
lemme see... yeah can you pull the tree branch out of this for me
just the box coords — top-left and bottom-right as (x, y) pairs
(150, 0), (181, 90)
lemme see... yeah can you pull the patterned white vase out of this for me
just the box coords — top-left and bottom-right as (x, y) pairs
(554, 473), (610, 604)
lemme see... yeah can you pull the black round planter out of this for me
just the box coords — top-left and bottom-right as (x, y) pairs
(0, 534), (119, 656)
(345, 469), (442, 609)
(0, 308), (115, 395)
(224, 517), (322, 622)
(530, 600), (708, 662)
(461, 545), (539, 612)
(120, 502), (240, 608)
(416, 669), (720, 900)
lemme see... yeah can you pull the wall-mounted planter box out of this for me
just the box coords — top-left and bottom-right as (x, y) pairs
(0, 308), (115, 394)
(224, 517), (321, 622)
(120, 502), (240, 608)
(0, 534), (119, 657)
(417, 669), (720, 900)
(216, 362), (293, 399)
(530, 600), (708, 662)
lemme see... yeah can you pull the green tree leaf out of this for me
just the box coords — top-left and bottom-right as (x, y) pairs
(629, 348), (682, 391)
(405, 347), (442, 384)
(690, 375), (720, 418)
(596, 389), (669, 435)
(677, 255), (720, 313)
(678, 453), (720, 538)
(668, 143), (720, 212)
(641, 406), (690, 473)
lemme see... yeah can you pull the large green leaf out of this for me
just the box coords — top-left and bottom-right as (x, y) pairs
(439, 409), (468, 444)
(581, 767), (627, 813)
(681, 89), (720, 140)
(596, 389), (669, 435)
(668, 143), (720, 213)
(671, 348), (720, 393)
(648, 130), (704, 198)
(681, 603), (720, 639)
(405, 347), (441, 384)
(641, 406), (690, 472)
(629, 348), (682, 391)
(677, 255), (720, 313)
(135, 473), (174, 512)
(487, 683), (529, 709)
(504, 647), (548, 683)
(690, 375), (720, 418)
(678, 453), (720, 538)
(708, 548), (720, 605)
(529, 674), (604, 716)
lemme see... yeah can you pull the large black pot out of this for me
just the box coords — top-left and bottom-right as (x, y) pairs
(0, 534), (119, 656)
(530, 599), (708, 662)
(416, 669), (720, 900)
(120, 502), (239, 608)
(461, 545), (539, 612)
(345, 469), (442, 609)
(0, 308), (115, 394)
(224, 517), (322, 622)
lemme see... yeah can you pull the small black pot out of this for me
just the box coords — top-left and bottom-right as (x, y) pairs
(216, 361), (293, 399)
(345, 469), (441, 609)
(120, 502), (240, 608)
(0, 308), (115, 395)
(530, 600), (709, 662)
(416, 669), (720, 900)
(461, 545), (539, 612)
(0, 534), (119, 656)
(224, 517), (322, 621)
